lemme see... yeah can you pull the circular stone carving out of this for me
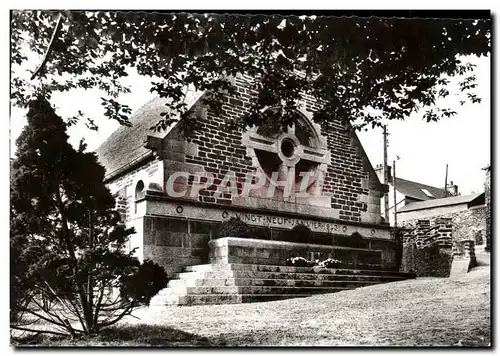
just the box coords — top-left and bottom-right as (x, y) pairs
(176, 206), (184, 214)
(281, 138), (295, 158)
(222, 211), (229, 219)
(371, 229), (376, 236)
(342, 225), (348, 232)
(245, 109), (327, 189)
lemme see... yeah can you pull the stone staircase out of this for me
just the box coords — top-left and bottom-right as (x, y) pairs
(150, 263), (415, 306)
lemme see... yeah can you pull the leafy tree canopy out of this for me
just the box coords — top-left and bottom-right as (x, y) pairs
(11, 11), (491, 133)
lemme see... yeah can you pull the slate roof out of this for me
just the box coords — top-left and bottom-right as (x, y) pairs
(393, 177), (449, 201)
(95, 98), (168, 179)
(96, 90), (204, 180)
(398, 192), (485, 212)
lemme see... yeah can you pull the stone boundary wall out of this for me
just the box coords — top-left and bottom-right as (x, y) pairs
(400, 205), (487, 245)
(400, 219), (453, 277)
(450, 239), (477, 277)
(484, 168), (491, 251)
(400, 219), (477, 277)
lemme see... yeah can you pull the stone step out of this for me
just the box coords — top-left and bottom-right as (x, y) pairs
(171, 293), (312, 306)
(168, 278), (237, 288)
(179, 263), (414, 278)
(183, 264), (215, 273)
(174, 271), (235, 280)
(227, 278), (386, 288)
(229, 270), (408, 281)
(240, 294), (310, 303)
(167, 275), (400, 288)
(171, 283), (352, 296)
(220, 263), (413, 277)
(155, 262), (415, 306)
(177, 294), (242, 305)
(167, 286), (241, 295)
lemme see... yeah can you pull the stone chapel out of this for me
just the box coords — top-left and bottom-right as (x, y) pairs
(95, 75), (406, 304)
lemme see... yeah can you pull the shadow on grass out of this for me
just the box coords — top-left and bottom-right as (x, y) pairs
(14, 324), (215, 347)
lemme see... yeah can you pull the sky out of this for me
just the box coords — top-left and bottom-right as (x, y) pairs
(10, 51), (491, 196)
(358, 54), (491, 195)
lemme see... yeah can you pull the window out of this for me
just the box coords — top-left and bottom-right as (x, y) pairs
(135, 180), (145, 213)
(421, 188), (434, 198)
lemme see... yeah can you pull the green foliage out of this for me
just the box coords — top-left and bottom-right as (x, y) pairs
(278, 223), (313, 244)
(11, 11), (490, 133)
(248, 225), (272, 240)
(391, 226), (407, 270)
(335, 232), (367, 248)
(10, 97), (168, 336)
(215, 217), (250, 238)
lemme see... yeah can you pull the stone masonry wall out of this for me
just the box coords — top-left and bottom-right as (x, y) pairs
(400, 219), (454, 277)
(400, 218), (479, 277)
(141, 215), (398, 276)
(484, 167), (491, 251)
(142, 216), (217, 276)
(161, 75), (382, 224)
(107, 158), (161, 222)
(400, 205), (486, 245)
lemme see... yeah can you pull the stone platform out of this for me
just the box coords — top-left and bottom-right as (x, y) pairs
(150, 262), (414, 306)
(150, 237), (413, 306)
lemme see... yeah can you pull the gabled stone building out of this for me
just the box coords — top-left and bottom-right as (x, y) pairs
(96, 75), (395, 276)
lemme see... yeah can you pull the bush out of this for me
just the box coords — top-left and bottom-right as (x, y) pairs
(9, 98), (169, 336)
(248, 225), (272, 240)
(215, 217), (250, 238)
(335, 232), (366, 248)
(391, 226), (407, 270)
(277, 224), (312, 244)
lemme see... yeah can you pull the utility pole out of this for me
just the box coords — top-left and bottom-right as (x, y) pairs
(382, 125), (390, 221)
(444, 163), (449, 198)
(393, 159), (397, 228)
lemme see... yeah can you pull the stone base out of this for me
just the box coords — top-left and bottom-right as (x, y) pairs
(150, 237), (413, 306)
(209, 237), (386, 269)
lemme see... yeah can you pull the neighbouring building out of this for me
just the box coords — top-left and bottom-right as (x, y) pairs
(398, 193), (486, 244)
(95, 75), (397, 277)
(373, 164), (454, 226)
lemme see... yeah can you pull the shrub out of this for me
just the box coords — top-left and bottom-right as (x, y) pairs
(278, 224), (313, 244)
(391, 226), (407, 270)
(335, 232), (366, 248)
(10, 97), (169, 336)
(248, 225), (272, 240)
(215, 217), (250, 238)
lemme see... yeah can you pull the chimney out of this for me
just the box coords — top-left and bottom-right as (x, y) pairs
(374, 164), (384, 182)
(446, 181), (459, 196)
(374, 164), (393, 184)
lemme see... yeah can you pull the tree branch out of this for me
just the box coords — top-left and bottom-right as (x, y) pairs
(11, 325), (68, 337)
(30, 12), (64, 80)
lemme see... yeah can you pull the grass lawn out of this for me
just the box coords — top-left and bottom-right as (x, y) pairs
(14, 253), (490, 347)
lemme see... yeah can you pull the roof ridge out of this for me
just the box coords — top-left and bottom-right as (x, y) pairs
(395, 176), (447, 191)
(399, 192), (485, 213)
